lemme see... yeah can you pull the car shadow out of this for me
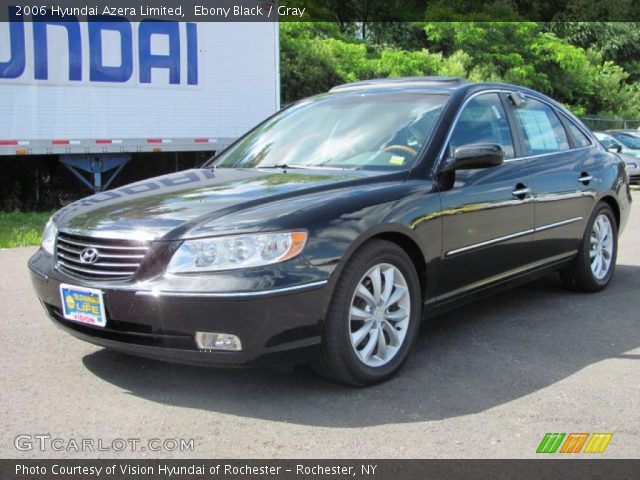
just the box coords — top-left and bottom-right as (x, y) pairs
(82, 264), (640, 427)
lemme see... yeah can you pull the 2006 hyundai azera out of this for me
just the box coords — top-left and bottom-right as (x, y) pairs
(29, 77), (632, 386)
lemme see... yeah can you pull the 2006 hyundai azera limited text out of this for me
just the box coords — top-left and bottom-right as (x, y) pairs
(29, 78), (632, 386)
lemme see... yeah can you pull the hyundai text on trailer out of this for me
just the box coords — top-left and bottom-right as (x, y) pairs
(29, 78), (632, 386)
(0, 10), (279, 191)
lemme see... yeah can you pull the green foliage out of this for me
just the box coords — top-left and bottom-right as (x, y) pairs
(555, 0), (640, 22)
(0, 211), (51, 248)
(281, 23), (451, 104)
(424, 22), (640, 116)
(424, 0), (522, 21)
(544, 22), (640, 80)
(280, 21), (640, 118)
(280, 24), (345, 104)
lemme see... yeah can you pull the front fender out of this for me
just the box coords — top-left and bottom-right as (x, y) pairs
(260, 180), (442, 303)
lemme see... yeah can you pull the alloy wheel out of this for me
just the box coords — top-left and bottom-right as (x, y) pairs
(590, 213), (614, 280)
(348, 263), (411, 367)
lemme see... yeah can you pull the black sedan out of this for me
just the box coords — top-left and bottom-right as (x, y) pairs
(29, 78), (632, 386)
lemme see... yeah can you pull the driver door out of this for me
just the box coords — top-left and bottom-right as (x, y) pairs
(436, 92), (535, 299)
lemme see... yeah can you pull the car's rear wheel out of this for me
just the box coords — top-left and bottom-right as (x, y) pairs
(561, 202), (618, 292)
(313, 240), (421, 386)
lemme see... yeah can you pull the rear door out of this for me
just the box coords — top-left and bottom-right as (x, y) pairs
(510, 96), (596, 263)
(437, 92), (535, 298)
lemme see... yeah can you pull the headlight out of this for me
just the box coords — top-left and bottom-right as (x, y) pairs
(167, 231), (308, 273)
(41, 218), (57, 255)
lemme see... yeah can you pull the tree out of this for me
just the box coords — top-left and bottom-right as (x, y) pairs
(280, 21), (640, 118)
(546, 22), (640, 81)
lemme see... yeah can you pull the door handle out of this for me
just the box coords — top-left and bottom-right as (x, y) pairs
(579, 173), (593, 184)
(512, 184), (531, 199)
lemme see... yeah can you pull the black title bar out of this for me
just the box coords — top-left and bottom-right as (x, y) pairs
(1, 459), (640, 480)
(1, 0), (640, 22)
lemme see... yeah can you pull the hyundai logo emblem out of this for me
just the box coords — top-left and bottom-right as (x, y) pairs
(79, 248), (100, 264)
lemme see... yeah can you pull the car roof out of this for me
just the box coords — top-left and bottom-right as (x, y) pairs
(329, 76), (468, 92)
(328, 76), (538, 95)
(327, 77), (559, 104)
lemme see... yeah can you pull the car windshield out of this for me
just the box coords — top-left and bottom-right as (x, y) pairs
(211, 91), (450, 170)
(612, 133), (640, 149)
(595, 133), (617, 146)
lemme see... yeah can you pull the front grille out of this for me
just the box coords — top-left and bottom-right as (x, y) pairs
(55, 232), (150, 281)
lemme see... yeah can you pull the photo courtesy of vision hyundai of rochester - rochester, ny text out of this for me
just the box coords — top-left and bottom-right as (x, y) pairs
(29, 78), (632, 386)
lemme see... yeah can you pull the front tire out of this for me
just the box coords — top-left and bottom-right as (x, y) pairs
(314, 240), (421, 386)
(561, 202), (618, 292)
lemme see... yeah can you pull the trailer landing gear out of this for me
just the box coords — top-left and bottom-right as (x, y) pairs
(60, 154), (131, 193)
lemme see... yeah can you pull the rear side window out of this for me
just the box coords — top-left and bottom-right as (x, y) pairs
(513, 98), (570, 155)
(564, 119), (592, 148)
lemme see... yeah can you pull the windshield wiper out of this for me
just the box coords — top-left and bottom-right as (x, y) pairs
(257, 163), (356, 171)
(256, 163), (314, 170)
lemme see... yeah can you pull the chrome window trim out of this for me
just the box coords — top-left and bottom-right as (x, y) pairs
(502, 145), (593, 164)
(445, 216), (583, 257)
(434, 89), (596, 171)
(134, 280), (329, 298)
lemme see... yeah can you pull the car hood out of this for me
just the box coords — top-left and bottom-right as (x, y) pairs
(618, 152), (640, 163)
(53, 167), (396, 240)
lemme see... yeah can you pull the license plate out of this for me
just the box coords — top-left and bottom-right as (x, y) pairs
(59, 284), (107, 328)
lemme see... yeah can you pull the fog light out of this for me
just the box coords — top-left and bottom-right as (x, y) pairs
(195, 332), (242, 351)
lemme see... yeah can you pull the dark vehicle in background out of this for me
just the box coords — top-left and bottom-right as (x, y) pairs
(29, 78), (632, 386)
(595, 132), (640, 184)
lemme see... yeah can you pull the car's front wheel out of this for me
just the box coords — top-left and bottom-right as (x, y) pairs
(314, 240), (421, 386)
(561, 202), (618, 292)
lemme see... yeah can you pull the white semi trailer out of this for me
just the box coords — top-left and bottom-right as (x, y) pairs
(0, 13), (279, 190)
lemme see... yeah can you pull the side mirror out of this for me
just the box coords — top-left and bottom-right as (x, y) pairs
(607, 144), (622, 153)
(441, 143), (505, 171)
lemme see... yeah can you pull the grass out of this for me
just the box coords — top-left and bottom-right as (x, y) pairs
(0, 211), (52, 248)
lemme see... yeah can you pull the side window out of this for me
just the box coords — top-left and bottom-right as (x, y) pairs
(513, 98), (570, 155)
(450, 93), (515, 159)
(564, 118), (592, 148)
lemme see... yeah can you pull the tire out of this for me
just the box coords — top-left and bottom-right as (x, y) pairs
(561, 202), (618, 292)
(313, 239), (421, 386)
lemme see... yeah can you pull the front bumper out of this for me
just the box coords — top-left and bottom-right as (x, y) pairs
(29, 249), (334, 367)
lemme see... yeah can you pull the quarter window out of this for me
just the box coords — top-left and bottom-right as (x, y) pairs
(513, 98), (570, 155)
(564, 119), (592, 148)
(449, 93), (515, 159)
